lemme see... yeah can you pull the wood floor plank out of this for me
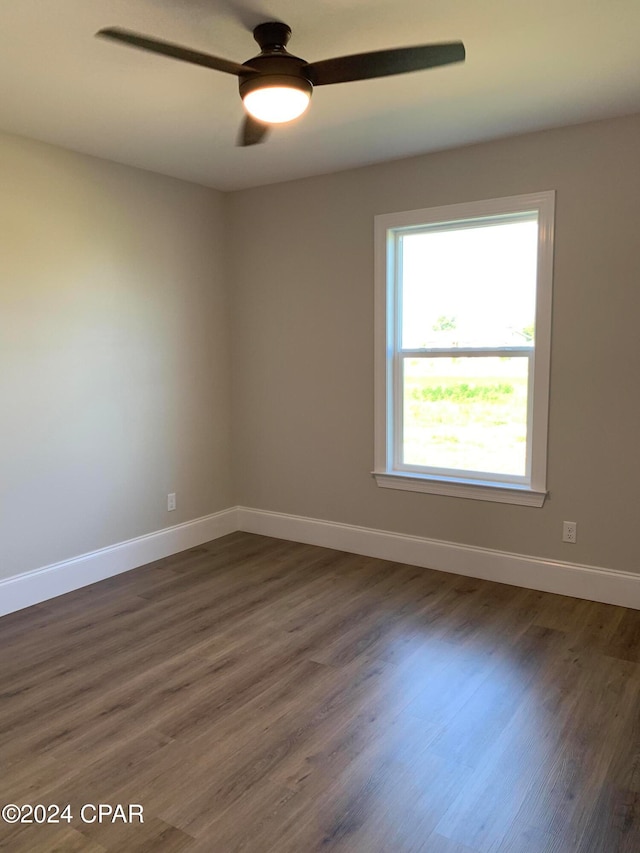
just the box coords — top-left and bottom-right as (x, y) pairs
(603, 608), (640, 662)
(78, 816), (195, 853)
(0, 826), (107, 853)
(424, 835), (481, 853)
(433, 629), (560, 841)
(2, 532), (640, 852)
(496, 653), (640, 853)
(426, 624), (564, 769)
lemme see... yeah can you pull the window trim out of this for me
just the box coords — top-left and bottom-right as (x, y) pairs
(373, 191), (555, 507)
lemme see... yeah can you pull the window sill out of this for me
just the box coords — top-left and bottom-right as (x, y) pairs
(372, 471), (547, 507)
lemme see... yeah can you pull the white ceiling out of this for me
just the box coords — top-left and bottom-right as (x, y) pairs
(0, 1), (639, 191)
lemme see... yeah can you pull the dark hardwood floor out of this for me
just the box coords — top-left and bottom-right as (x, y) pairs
(2, 532), (640, 852)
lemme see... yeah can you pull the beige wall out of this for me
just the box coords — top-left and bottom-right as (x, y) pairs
(0, 133), (231, 580)
(3, 113), (639, 587)
(228, 113), (640, 573)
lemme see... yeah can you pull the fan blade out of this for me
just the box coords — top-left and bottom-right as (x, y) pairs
(306, 41), (465, 86)
(96, 27), (258, 77)
(238, 115), (270, 147)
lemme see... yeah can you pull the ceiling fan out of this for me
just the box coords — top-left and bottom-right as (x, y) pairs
(96, 21), (465, 147)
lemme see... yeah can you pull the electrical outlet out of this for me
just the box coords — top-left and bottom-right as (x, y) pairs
(562, 521), (577, 543)
(167, 493), (176, 512)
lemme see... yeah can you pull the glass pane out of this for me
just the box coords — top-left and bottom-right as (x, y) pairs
(402, 357), (529, 477)
(401, 217), (538, 349)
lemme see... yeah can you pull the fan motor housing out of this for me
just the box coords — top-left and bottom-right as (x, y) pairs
(238, 53), (313, 101)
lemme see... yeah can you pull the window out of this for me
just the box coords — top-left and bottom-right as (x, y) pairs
(374, 191), (554, 506)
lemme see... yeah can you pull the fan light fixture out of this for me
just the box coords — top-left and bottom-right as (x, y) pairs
(241, 77), (312, 124)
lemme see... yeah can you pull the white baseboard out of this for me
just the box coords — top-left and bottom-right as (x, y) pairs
(237, 507), (640, 610)
(0, 507), (238, 618)
(3, 505), (638, 618)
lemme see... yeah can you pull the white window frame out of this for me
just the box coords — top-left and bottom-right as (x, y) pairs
(373, 191), (555, 507)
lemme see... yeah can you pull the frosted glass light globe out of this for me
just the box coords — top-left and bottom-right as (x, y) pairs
(243, 86), (310, 123)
